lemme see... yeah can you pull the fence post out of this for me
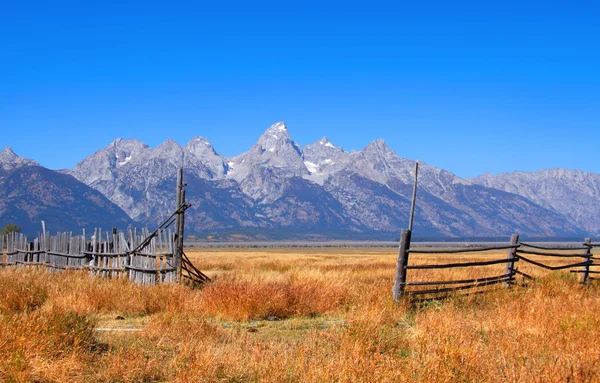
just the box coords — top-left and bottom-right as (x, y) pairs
(581, 238), (592, 285)
(177, 189), (186, 282)
(504, 234), (519, 287)
(393, 229), (412, 301)
(174, 168), (184, 283)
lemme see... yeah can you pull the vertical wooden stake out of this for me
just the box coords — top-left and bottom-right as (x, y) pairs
(393, 229), (412, 301)
(41, 220), (46, 249)
(177, 189), (186, 282)
(408, 162), (419, 232)
(174, 168), (184, 283)
(582, 238), (592, 285)
(504, 234), (519, 287)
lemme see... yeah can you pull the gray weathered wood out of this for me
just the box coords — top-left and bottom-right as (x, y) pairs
(177, 189), (186, 282)
(581, 238), (592, 284)
(504, 234), (519, 287)
(392, 229), (412, 301)
(174, 168), (184, 283)
(408, 162), (419, 232)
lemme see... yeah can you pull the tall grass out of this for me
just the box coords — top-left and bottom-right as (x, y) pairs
(0, 249), (598, 382)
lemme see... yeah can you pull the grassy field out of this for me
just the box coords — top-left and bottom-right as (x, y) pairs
(1, 247), (599, 382)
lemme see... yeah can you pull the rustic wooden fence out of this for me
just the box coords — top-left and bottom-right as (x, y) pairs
(0, 168), (209, 287)
(393, 230), (599, 300)
(0, 228), (178, 285)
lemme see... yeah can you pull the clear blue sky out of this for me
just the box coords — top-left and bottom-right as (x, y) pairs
(1, 1), (598, 178)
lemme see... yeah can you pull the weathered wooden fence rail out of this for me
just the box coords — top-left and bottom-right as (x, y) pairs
(0, 228), (178, 285)
(393, 230), (599, 301)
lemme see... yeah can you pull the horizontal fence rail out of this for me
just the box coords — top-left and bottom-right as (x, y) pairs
(0, 228), (178, 286)
(408, 244), (520, 254)
(405, 258), (518, 270)
(404, 273), (516, 296)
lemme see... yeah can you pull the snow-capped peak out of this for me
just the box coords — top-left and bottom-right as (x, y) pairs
(318, 137), (336, 149)
(255, 121), (299, 155)
(192, 137), (211, 145)
(270, 121), (287, 132)
(261, 121), (289, 140)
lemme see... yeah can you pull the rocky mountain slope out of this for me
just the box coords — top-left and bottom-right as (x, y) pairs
(0, 147), (38, 170)
(472, 169), (600, 235)
(0, 148), (133, 234)
(64, 122), (585, 239)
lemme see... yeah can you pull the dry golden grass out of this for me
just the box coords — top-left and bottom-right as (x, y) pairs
(0, 247), (599, 382)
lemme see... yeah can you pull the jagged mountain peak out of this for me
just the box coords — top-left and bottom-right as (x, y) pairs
(111, 137), (146, 145)
(154, 139), (183, 160)
(183, 136), (227, 179)
(109, 138), (149, 152)
(186, 136), (213, 148)
(1, 146), (16, 156)
(226, 121), (307, 202)
(255, 121), (297, 154)
(157, 138), (181, 149)
(184, 136), (220, 157)
(0, 146), (39, 170)
(264, 121), (288, 134)
(306, 137), (342, 151)
(358, 139), (407, 171)
(303, 137), (350, 181)
(106, 138), (149, 166)
(318, 137), (337, 148)
(363, 138), (393, 155)
(241, 121), (301, 158)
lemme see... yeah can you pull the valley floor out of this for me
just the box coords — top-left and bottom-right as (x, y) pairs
(1, 248), (599, 382)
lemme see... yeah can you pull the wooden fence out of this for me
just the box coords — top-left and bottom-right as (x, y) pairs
(0, 228), (177, 285)
(0, 168), (210, 287)
(393, 230), (599, 300)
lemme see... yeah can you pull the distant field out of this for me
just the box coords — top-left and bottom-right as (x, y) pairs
(1, 247), (599, 382)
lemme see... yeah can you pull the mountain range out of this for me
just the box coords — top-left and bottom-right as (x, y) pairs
(1, 122), (598, 240)
(0, 147), (133, 234)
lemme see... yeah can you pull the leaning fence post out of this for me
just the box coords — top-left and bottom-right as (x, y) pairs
(504, 234), (519, 287)
(581, 238), (592, 285)
(393, 229), (412, 301)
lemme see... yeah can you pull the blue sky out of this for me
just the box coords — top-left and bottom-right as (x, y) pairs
(1, 1), (598, 178)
